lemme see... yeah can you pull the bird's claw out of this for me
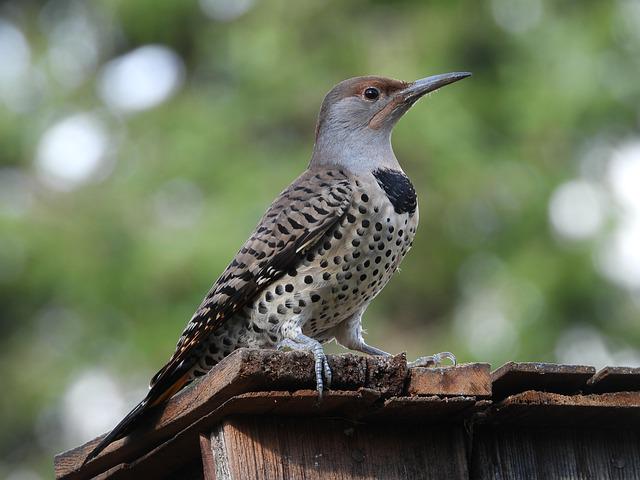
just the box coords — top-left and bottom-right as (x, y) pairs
(277, 337), (331, 401)
(408, 351), (457, 368)
(314, 344), (332, 401)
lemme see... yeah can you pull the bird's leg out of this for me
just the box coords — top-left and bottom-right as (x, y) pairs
(331, 308), (391, 357)
(408, 351), (457, 368)
(353, 343), (392, 357)
(277, 329), (332, 397)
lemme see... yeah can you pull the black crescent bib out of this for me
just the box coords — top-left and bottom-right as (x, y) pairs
(372, 169), (417, 214)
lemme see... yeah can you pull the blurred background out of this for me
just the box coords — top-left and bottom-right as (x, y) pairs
(1, 0), (640, 476)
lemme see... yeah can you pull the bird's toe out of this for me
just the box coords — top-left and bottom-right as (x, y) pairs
(323, 356), (332, 388)
(409, 351), (457, 368)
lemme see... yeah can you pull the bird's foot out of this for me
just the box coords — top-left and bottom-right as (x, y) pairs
(408, 351), (457, 368)
(277, 336), (331, 399)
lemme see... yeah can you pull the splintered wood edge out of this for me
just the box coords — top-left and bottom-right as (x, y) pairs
(407, 363), (491, 398)
(491, 362), (597, 380)
(490, 362), (597, 399)
(485, 390), (640, 427)
(54, 350), (407, 479)
(587, 366), (640, 393)
(500, 390), (640, 407)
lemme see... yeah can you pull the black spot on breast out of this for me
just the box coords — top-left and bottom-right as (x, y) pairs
(372, 169), (417, 214)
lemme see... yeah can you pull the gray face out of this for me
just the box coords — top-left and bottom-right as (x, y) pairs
(316, 73), (472, 137)
(311, 73), (471, 172)
(315, 77), (410, 140)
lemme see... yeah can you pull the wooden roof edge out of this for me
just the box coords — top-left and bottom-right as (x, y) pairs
(54, 350), (640, 479)
(55, 349), (413, 479)
(490, 361), (640, 400)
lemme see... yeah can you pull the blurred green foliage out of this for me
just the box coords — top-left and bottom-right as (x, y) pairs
(1, 0), (639, 476)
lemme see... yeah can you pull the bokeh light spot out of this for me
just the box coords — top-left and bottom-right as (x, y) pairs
(548, 180), (606, 241)
(98, 45), (184, 113)
(490, 0), (543, 34)
(199, 0), (256, 22)
(35, 113), (111, 191)
(62, 370), (126, 447)
(608, 141), (640, 214)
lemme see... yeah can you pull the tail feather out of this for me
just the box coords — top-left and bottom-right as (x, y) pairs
(83, 398), (149, 465)
(82, 364), (192, 465)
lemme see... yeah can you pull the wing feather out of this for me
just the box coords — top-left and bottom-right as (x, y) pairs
(149, 168), (353, 389)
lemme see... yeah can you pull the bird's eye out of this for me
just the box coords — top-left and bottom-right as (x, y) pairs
(363, 87), (380, 100)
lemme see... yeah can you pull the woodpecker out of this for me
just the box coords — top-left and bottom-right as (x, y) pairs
(85, 72), (471, 463)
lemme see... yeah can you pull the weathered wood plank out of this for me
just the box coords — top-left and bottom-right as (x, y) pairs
(210, 423), (231, 480)
(77, 390), (384, 480)
(199, 434), (216, 480)
(87, 388), (486, 479)
(54, 350), (407, 480)
(587, 366), (640, 394)
(491, 362), (595, 400)
(214, 415), (469, 480)
(367, 396), (479, 421)
(471, 426), (640, 480)
(56, 350), (640, 480)
(487, 391), (640, 427)
(408, 363), (491, 398)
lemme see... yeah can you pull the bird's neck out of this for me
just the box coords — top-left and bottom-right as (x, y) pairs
(309, 128), (403, 175)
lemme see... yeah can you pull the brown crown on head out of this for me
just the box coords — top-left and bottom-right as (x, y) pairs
(315, 76), (409, 139)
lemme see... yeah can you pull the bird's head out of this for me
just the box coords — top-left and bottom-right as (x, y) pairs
(311, 73), (471, 171)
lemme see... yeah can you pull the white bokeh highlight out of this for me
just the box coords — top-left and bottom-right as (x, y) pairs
(555, 325), (640, 368)
(596, 140), (640, 291)
(98, 45), (184, 113)
(454, 287), (519, 359)
(199, 0), (256, 22)
(62, 370), (126, 447)
(597, 218), (640, 290)
(35, 113), (111, 191)
(548, 180), (607, 241)
(490, 0), (543, 34)
(0, 19), (30, 85)
(608, 141), (640, 214)
(0, 19), (37, 112)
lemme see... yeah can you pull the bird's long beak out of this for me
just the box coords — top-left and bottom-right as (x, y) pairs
(400, 72), (472, 102)
(369, 71), (471, 129)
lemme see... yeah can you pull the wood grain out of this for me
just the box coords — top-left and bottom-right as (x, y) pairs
(471, 426), (640, 480)
(54, 350), (407, 479)
(200, 434), (216, 480)
(54, 351), (640, 480)
(491, 362), (596, 400)
(407, 363), (491, 398)
(83, 389), (481, 479)
(214, 415), (469, 480)
(587, 366), (640, 394)
(487, 391), (640, 427)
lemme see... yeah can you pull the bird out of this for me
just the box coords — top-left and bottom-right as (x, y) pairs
(84, 71), (471, 464)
